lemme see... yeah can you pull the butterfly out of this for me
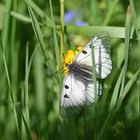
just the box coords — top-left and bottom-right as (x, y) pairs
(59, 32), (112, 117)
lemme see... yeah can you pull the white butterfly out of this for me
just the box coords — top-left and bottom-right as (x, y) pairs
(60, 32), (112, 117)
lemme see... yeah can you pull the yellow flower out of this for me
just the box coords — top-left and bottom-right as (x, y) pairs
(75, 46), (83, 55)
(63, 50), (75, 75)
(63, 47), (83, 75)
(64, 50), (75, 64)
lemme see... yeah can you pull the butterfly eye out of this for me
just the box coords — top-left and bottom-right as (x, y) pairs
(82, 50), (87, 54)
(65, 85), (69, 89)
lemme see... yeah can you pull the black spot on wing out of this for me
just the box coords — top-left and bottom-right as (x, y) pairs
(60, 74), (86, 117)
(64, 94), (69, 98)
(65, 85), (69, 89)
(82, 50), (87, 54)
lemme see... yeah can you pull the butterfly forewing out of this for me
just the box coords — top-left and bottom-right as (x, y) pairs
(75, 31), (112, 79)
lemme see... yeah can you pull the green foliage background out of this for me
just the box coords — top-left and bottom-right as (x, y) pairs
(0, 0), (140, 140)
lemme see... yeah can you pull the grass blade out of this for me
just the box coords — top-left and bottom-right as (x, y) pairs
(109, 66), (124, 111)
(66, 25), (139, 40)
(119, 6), (132, 97)
(49, 0), (61, 80)
(25, 0), (47, 60)
(117, 69), (140, 109)
(0, 37), (20, 135)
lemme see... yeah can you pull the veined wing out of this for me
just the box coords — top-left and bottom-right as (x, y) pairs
(60, 73), (102, 117)
(74, 32), (112, 79)
(85, 81), (102, 105)
(60, 74), (87, 117)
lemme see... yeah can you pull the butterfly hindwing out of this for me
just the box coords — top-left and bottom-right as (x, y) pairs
(60, 74), (102, 117)
(60, 74), (87, 116)
(85, 82), (102, 105)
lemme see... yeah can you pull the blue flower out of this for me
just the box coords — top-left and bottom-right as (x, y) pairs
(64, 10), (87, 26)
(64, 11), (75, 24)
(75, 20), (87, 26)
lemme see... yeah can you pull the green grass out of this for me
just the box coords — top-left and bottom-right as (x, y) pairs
(0, 0), (140, 140)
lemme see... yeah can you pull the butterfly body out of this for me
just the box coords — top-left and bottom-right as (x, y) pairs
(67, 62), (93, 83)
(60, 32), (112, 117)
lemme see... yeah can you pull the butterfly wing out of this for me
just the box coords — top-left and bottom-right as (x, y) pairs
(60, 73), (102, 117)
(75, 32), (112, 79)
(60, 74), (87, 117)
(60, 32), (112, 117)
(85, 81), (102, 105)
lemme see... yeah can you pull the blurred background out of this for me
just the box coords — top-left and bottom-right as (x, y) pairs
(0, 0), (140, 140)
